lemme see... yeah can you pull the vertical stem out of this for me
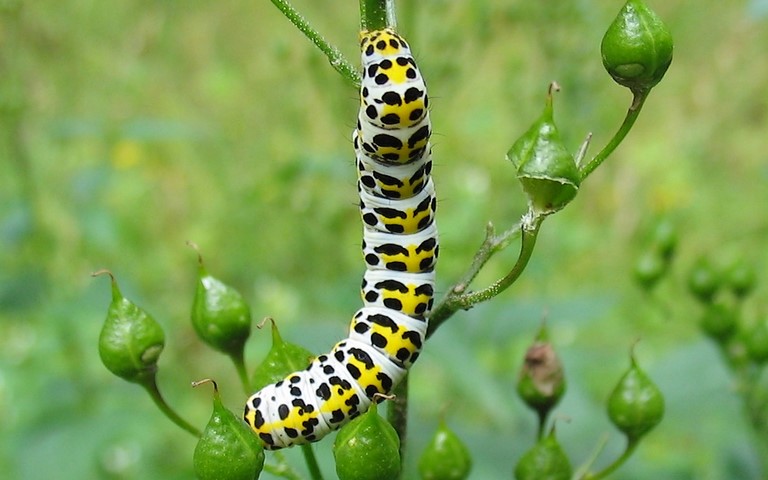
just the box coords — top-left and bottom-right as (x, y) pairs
(360, 0), (393, 31)
(229, 349), (251, 394)
(300, 444), (325, 480)
(388, 374), (410, 472)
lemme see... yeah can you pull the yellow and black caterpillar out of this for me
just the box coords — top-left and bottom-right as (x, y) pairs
(244, 28), (437, 450)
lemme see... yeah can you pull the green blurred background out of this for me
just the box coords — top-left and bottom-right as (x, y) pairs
(2, 0), (767, 478)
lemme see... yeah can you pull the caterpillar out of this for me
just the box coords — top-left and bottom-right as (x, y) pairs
(244, 28), (436, 450)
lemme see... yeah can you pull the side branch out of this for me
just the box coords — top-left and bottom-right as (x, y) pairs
(427, 213), (543, 338)
(270, 0), (359, 86)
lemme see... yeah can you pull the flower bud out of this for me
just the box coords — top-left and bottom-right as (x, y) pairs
(601, 0), (673, 93)
(191, 248), (252, 359)
(96, 271), (165, 385)
(418, 420), (472, 480)
(333, 403), (400, 480)
(507, 84), (580, 216)
(607, 351), (664, 442)
(517, 326), (566, 417)
(193, 380), (264, 480)
(513, 427), (572, 480)
(251, 319), (314, 390)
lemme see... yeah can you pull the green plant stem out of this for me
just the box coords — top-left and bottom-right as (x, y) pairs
(360, 0), (395, 31)
(264, 452), (304, 480)
(229, 349), (251, 394)
(141, 376), (202, 437)
(388, 375), (409, 474)
(582, 438), (639, 480)
(579, 89), (650, 180)
(269, 0), (359, 86)
(427, 213), (542, 338)
(300, 444), (324, 480)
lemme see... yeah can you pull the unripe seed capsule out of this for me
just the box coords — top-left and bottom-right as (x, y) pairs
(687, 257), (721, 304)
(418, 420), (472, 480)
(251, 319), (314, 390)
(601, 0), (673, 93)
(745, 314), (768, 364)
(193, 379), (264, 480)
(633, 250), (666, 291)
(725, 259), (757, 299)
(513, 427), (572, 480)
(333, 402), (400, 480)
(607, 351), (664, 442)
(95, 270), (165, 385)
(190, 246), (252, 359)
(699, 299), (738, 342)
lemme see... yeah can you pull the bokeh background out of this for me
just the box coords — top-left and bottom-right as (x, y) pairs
(2, 0), (767, 478)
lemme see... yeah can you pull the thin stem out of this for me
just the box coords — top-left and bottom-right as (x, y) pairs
(141, 376), (202, 437)
(579, 89), (650, 180)
(536, 410), (548, 440)
(582, 438), (639, 480)
(388, 375), (409, 475)
(269, 0), (359, 86)
(300, 444), (324, 480)
(427, 214), (542, 338)
(229, 349), (251, 394)
(572, 434), (610, 480)
(360, 0), (393, 31)
(263, 452), (304, 480)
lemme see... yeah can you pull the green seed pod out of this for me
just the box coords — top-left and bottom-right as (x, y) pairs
(251, 319), (314, 390)
(607, 351), (664, 442)
(95, 270), (165, 385)
(193, 379), (264, 480)
(725, 259), (757, 299)
(517, 326), (566, 417)
(190, 247), (252, 359)
(513, 427), (572, 480)
(418, 420), (472, 480)
(601, 0), (673, 93)
(687, 257), (721, 304)
(507, 84), (580, 216)
(333, 402), (400, 480)
(633, 250), (666, 291)
(699, 299), (738, 342)
(745, 315), (768, 364)
(650, 217), (677, 262)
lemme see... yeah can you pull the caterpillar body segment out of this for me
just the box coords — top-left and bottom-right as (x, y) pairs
(244, 28), (436, 450)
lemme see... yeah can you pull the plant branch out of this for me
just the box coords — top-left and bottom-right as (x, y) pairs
(142, 376), (202, 437)
(360, 0), (394, 31)
(269, 0), (359, 86)
(427, 213), (543, 338)
(301, 444), (324, 480)
(579, 89), (650, 180)
(388, 375), (410, 476)
(581, 438), (639, 480)
(229, 349), (251, 395)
